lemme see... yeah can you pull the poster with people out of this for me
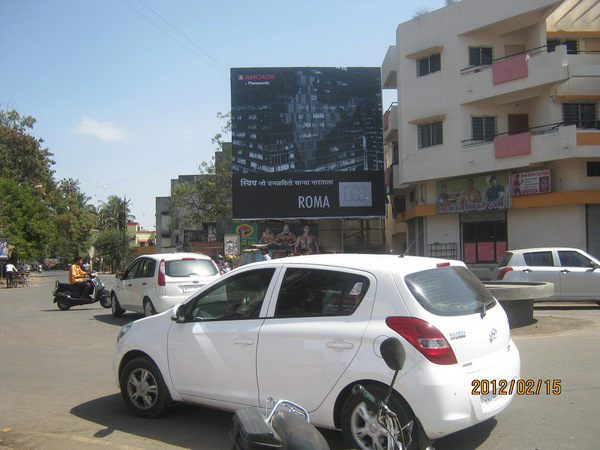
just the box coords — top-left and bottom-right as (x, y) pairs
(257, 222), (321, 255)
(510, 169), (551, 196)
(436, 173), (509, 214)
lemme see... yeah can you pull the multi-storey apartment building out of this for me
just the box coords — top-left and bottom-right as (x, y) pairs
(382, 0), (600, 278)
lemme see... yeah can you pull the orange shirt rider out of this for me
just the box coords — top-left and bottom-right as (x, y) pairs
(69, 257), (91, 284)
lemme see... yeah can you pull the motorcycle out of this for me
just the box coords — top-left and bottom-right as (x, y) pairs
(53, 272), (112, 310)
(229, 337), (416, 450)
(230, 397), (329, 450)
(352, 337), (420, 450)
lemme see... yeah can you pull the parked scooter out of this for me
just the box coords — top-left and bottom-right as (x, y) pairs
(231, 397), (329, 450)
(53, 272), (112, 310)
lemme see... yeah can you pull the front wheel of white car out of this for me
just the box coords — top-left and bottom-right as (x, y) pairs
(341, 384), (417, 450)
(120, 357), (169, 418)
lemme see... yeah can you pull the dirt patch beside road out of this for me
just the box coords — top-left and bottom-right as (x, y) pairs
(511, 302), (599, 338)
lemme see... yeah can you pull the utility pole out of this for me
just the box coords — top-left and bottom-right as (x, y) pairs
(123, 195), (127, 271)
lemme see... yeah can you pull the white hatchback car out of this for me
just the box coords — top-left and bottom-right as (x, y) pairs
(113, 254), (520, 449)
(110, 253), (220, 317)
(493, 247), (600, 302)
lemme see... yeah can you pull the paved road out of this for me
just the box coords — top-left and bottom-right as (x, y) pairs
(1, 272), (598, 449)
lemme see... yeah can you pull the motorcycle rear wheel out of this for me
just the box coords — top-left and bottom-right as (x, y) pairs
(56, 298), (71, 310)
(341, 384), (417, 450)
(100, 295), (112, 308)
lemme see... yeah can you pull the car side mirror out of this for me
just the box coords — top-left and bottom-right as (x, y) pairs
(115, 273), (124, 280)
(171, 304), (186, 323)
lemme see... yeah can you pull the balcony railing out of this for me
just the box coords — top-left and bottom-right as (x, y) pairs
(461, 122), (564, 147)
(460, 44), (599, 76)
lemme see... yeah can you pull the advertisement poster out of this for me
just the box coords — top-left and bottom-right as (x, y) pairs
(0, 239), (8, 260)
(233, 222), (257, 250)
(436, 173), (509, 214)
(224, 234), (240, 256)
(231, 67), (384, 220)
(257, 222), (321, 254)
(510, 169), (551, 196)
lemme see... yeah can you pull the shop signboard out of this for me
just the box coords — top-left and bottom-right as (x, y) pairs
(436, 173), (509, 214)
(510, 169), (551, 196)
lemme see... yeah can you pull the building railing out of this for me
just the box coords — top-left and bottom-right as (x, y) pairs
(461, 122), (564, 147)
(460, 44), (599, 76)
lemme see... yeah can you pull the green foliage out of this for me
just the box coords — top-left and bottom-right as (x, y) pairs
(0, 109), (56, 189)
(0, 178), (55, 261)
(97, 195), (134, 231)
(48, 179), (98, 261)
(94, 228), (133, 272)
(169, 112), (232, 229)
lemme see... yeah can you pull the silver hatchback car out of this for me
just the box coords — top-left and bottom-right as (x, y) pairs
(493, 247), (600, 302)
(111, 253), (221, 317)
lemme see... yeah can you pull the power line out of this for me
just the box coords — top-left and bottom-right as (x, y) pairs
(121, 0), (229, 78)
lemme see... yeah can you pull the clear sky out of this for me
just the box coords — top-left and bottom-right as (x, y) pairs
(1, 0), (447, 230)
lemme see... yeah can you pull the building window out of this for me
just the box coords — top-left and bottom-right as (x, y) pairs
(468, 46), (493, 66)
(418, 121), (443, 148)
(547, 39), (578, 54)
(471, 116), (497, 141)
(588, 162), (600, 177)
(562, 103), (597, 128)
(417, 53), (441, 77)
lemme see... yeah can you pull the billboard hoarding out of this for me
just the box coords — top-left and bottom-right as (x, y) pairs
(233, 171), (384, 220)
(231, 67), (384, 220)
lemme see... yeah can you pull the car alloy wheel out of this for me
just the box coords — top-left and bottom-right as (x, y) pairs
(120, 357), (169, 418)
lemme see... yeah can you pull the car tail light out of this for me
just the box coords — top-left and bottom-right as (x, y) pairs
(386, 317), (457, 365)
(496, 267), (513, 280)
(436, 262), (451, 267)
(158, 259), (166, 286)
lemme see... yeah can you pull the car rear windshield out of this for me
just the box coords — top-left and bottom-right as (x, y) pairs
(165, 259), (218, 277)
(404, 266), (496, 316)
(497, 252), (513, 267)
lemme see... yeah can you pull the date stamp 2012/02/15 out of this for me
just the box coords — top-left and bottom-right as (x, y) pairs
(472, 379), (561, 396)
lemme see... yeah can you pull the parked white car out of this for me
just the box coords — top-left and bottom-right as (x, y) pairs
(113, 254), (520, 449)
(493, 247), (600, 302)
(110, 253), (220, 317)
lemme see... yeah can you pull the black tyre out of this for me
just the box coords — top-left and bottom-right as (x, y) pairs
(57, 298), (71, 311)
(143, 298), (157, 317)
(111, 293), (124, 317)
(341, 384), (417, 450)
(120, 357), (169, 418)
(100, 295), (112, 308)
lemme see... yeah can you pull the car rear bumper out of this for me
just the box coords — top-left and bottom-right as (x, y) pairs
(407, 340), (521, 439)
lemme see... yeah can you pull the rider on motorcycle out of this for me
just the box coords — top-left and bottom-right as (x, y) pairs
(69, 256), (95, 300)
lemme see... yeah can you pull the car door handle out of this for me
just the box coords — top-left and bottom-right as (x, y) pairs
(560, 269), (570, 273)
(233, 338), (255, 345)
(327, 341), (354, 349)
(142, 282), (147, 285)
(522, 269), (532, 273)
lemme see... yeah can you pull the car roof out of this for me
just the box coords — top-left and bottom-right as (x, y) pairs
(507, 247), (584, 253)
(136, 252), (213, 261)
(248, 253), (465, 273)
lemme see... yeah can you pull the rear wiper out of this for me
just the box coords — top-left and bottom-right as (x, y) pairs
(478, 299), (494, 318)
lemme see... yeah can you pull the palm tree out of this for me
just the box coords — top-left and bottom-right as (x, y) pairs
(97, 195), (134, 231)
(414, 0), (460, 18)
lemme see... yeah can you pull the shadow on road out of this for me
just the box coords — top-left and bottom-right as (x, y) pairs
(93, 312), (144, 326)
(70, 394), (236, 448)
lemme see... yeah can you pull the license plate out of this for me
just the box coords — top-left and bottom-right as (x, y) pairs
(480, 392), (505, 413)
(182, 285), (200, 293)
